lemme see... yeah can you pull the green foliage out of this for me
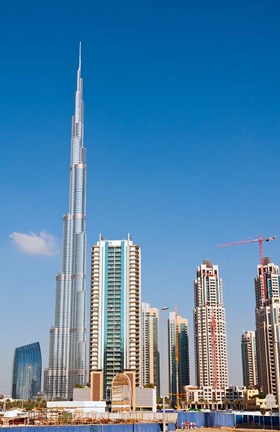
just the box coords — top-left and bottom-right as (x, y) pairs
(0, 399), (47, 410)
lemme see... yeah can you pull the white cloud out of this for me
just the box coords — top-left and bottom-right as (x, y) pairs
(10, 231), (59, 256)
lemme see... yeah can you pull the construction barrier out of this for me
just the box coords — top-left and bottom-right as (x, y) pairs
(1, 425), (161, 432)
(236, 413), (279, 429)
(177, 411), (235, 428)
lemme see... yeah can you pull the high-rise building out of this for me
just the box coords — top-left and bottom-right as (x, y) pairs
(168, 311), (190, 408)
(12, 342), (42, 400)
(241, 330), (258, 388)
(44, 45), (87, 400)
(194, 260), (228, 388)
(255, 258), (280, 401)
(141, 302), (160, 396)
(90, 235), (141, 400)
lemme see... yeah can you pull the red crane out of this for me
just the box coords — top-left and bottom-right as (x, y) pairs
(217, 234), (276, 300)
(211, 308), (218, 390)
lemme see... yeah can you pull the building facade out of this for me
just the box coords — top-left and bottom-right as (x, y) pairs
(141, 303), (160, 396)
(44, 46), (87, 400)
(90, 235), (141, 399)
(12, 342), (42, 400)
(241, 330), (258, 388)
(255, 258), (280, 402)
(168, 311), (190, 408)
(194, 260), (228, 389)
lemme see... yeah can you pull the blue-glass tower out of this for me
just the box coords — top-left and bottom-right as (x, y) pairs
(44, 45), (87, 400)
(12, 342), (42, 400)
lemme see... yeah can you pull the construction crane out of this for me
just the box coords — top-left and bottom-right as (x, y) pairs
(217, 234), (276, 300)
(211, 308), (218, 390)
(174, 306), (180, 409)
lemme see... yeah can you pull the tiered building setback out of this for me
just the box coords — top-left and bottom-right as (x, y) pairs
(44, 46), (87, 400)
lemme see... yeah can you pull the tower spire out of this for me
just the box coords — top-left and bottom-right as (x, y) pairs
(79, 41), (82, 71)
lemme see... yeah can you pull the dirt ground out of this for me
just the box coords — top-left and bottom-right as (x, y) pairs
(189, 429), (272, 432)
(176, 429), (273, 432)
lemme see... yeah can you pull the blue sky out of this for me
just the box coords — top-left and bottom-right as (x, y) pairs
(1, 0), (280, 393)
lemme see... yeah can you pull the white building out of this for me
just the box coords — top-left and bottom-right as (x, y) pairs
(135, 387), (157, 411)
(90, 235), (141, 400)
(47, 400), (106, 414)
(184, 385), (224, 403)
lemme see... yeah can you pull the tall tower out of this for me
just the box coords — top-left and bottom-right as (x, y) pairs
(241, 331), (258, 388)
(44, 45), (87, 400)
(168, 311), (190, 408)
(255, 258), (280, 401)
(194, 260), (228, 388)
(141, 302), (160, 396)
(90, 235), (141, 400)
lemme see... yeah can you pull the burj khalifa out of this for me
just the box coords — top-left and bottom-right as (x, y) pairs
(44, 45), (87, 400)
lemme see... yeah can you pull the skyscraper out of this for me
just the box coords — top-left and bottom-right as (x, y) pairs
(194, 260), (228, 389)
(255, 258), (280, 401)
(90, 235), (141, 400)
(241, 330), (258, 388)
(44, 45), (87, 400)
(12, 342), (42, 400)
(168, 311), (190, 408)
(141, 302), (160, 396)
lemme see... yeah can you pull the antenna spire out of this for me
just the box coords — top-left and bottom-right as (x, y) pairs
(79, 41), (82, 71)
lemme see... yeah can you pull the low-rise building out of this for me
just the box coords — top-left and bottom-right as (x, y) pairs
(243, 389), (267, 411)
(135, 387), (157, 411)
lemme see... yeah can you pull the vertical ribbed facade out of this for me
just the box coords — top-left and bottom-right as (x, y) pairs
(12, 342), (42, 400)
(194, 260), (228, 389)
(241, 330), (258, 388)
(141, 302), (160, 397)
(44, 46), (87, 400)
(168, 312), (190, 408)
(255, 258), (280, 401)
(90, 235), (141, 399)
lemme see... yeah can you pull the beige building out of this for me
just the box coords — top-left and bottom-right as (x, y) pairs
(194, 260), (228, 389)
(255, 259), (280, 403)
(241, 331), (258, 388)
(141, 303), (160, 396)
(243, 388), (267, 410)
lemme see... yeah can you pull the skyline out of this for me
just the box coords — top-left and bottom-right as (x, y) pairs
(1, 0), (280, 393)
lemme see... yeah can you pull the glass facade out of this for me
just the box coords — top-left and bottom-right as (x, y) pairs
(90, 237), (141, 399)
(168, 313), (190, 408)
(12, 342), (42, 400)
(44, 46), (87, 400)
